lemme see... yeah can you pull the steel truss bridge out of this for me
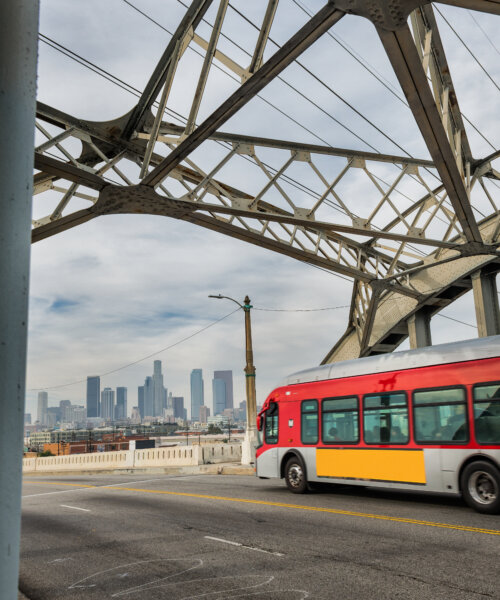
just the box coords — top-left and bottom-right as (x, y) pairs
(33, 0), (500, 361)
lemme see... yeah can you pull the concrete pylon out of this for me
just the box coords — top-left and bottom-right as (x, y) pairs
(0, 2), (39, 598)
(471, 270), (500, 337)
(407, 308), (432, 349)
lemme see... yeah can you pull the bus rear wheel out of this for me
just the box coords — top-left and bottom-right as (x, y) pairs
(460, 461), (500, 514)
(284, 457), (308, 494)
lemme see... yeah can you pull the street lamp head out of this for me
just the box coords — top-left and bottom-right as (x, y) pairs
(208, 294), (223, 299)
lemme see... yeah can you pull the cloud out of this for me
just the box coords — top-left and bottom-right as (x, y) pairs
(49, 298), (80, 312)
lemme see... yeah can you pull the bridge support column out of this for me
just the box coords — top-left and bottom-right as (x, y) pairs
(0, 2), (39, 598)
(407, 308), (432, 349)
(471, 270), (500, 337)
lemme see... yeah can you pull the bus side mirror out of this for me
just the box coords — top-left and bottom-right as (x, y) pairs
(256, 415), (263, 431)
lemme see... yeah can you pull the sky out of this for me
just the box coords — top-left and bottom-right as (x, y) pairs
(27, 0), (500, 419)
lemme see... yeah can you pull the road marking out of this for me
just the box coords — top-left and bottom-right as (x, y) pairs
(22, 477), (165, 498)
(22, 480), (500, 537)
(48, 558), (74, 564)
(205, 535), (284, 556)
(60, 504), (90, 512)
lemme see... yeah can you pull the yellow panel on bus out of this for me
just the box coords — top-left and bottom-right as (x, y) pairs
(316, 448), (426, 484)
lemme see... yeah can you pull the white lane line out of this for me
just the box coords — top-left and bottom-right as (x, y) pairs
(60, 504), (91, 512)
(204, 536), (284, 557)
(205, 536), (241, 547)
(22, 477), (166, 498)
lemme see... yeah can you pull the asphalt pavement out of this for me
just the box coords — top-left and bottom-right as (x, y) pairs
(19, 470), (500, 599)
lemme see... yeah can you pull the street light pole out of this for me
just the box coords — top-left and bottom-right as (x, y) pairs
(208, 294), (257, 465)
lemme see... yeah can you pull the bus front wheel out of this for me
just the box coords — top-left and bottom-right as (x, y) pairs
(460, 461), (500, 514)
(284, 457), (308, 494)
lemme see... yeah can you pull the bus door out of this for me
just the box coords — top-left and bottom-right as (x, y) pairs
(258, 402), (279, 478)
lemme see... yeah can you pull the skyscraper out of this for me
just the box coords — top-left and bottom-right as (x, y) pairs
(100, 387), (115, 421)
(130, 406), (141, 423)
(37, 391), (48, 425)
(86, 376), (100, 417)
(213, 370), (234, 411)
(153, 360), (165, 417)
(59, 400), (72, 423)
(138, 386), (144, 419)
(212, 377), (226, 416)
(199, 405), (210, 423)
(144, 376), (153, 417)
(190, 368), (204, 421)
(116, 387), (127, 420)
(172, 397), (185, 419)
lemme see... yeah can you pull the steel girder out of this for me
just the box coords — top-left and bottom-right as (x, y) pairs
(33, 0), (500, 361)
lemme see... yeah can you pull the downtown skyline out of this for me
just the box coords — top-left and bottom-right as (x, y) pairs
(30, 360), (239, 421)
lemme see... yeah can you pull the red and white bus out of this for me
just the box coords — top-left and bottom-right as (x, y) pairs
(256, 336), (500, 513)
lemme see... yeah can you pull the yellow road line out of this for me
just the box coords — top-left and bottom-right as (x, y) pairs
(23, 480), (500, 536)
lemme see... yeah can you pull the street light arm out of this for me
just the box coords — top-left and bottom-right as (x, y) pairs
(208, 294), (243, 309)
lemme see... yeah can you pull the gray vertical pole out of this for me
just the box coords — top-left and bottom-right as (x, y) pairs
(0, 2), (39, 598)
(407, 308), (432, 349)
(471, 270), (500, 337)
(242, 296), (257, 465)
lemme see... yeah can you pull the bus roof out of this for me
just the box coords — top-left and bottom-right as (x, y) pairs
(280, 335), (500, 387)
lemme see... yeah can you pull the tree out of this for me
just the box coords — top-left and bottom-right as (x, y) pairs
(207, 424), (222, 434)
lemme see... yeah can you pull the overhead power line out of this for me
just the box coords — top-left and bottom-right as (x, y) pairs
(435, 6), (500, 96)
(29, 308), (240, 391)
(254, 305), (350, 312)
(437, 313), (477, 329)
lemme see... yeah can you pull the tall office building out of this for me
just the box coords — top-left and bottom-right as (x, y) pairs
(143, 376), (153, 417)
(59, 400), (72, 423)
(172, 397), (185, 420)
(72, 405), (86, 425)
(212, 377), (226, 416)
(153, 360), (165, 417)
(47, 406), (61, 426)
(130, 406), (141, 423)
(213, 370), (234, 413)
(86, 376), (100, 417)
(37, 391), (48, 425)
(116, 387), (127, 419)
(190, 369), (204, 421)
(141, 361), (167, 418)
(100, 387), (115, 420)
(138, 386), (144, 419)
(199, 405), (210, 423)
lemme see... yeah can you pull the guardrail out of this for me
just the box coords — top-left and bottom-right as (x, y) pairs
(22, 443), (242, 473)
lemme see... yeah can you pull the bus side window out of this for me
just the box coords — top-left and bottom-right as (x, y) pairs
(473, 383), (500, 444)
(322, 397), (359, 444)
(264, 402), (279, 445)
(413, 387), (467, 443)
(363, 393), (408, 444)
(301, 399), (318, 444)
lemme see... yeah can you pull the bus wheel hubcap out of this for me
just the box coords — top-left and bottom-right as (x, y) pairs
(289, 465), (303, 487)
(469, 471), (498, 505)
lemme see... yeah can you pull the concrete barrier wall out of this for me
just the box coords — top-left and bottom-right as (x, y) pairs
(25, 450), (134, 472)
(133, 446), (200, 467)
(22, 443), (242, 473)
(202, 444), (242, 464)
